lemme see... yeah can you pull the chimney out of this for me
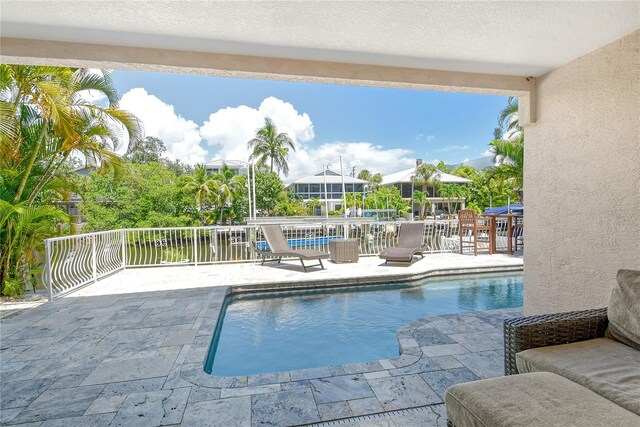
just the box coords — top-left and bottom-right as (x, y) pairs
(416, 159), (423, 167)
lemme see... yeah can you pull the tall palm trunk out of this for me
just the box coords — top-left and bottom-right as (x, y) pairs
(14, 119), (49, 203)
(28, 151), (71, 205)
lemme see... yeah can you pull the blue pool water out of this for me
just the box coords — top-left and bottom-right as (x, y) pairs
(205, 272), (523, 376)
(254, 235), (341, 251)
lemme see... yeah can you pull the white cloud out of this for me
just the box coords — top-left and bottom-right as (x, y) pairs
(119, 88), (207, 163)
(286, 142), (415, 182)
(434, 144), (471, 153)
(199, 96), (415, 180)
(117, 91), (416, 179)
(426, 135), (436, 143)
(199, 96), (315, 165)
(78, 89), (107, 104)
(200, 96), (414, 180)
(482, 148), (494, 157)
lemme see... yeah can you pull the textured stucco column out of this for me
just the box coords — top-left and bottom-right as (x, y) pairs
(523, 30), (640, 315)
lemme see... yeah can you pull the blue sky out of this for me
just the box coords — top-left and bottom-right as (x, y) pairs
(111, 69), (506, 179)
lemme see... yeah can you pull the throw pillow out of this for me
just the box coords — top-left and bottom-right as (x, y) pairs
(605, 269), (640, 350)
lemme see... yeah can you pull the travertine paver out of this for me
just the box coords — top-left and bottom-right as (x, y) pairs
(348, 396), (384, 416)
(182, 395), (251, 426)
(0, 254), (522, 426)
(310, 375), (375, 404)
(368, 374), (441, 411)
(317, 401), (352, 420)
(10, 384), (105, 423)
(251, 389), (320, 426)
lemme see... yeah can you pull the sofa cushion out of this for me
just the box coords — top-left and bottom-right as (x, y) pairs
(516, 337), (640, 415)
(606, 269), (640, 350)
(445, 372), (638, 427)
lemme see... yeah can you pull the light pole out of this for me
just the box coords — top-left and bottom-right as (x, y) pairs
(410, 174), (415, 219)
(323, 163), (330, 219)
(251, 162), (256, 220)
(339, 156), (347, 218)
(233, 159), (256, 221)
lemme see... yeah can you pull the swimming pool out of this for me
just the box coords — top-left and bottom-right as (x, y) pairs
(205, 272), (523, 376)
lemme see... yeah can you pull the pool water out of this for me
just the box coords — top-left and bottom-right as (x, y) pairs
(205, 272), (523, 376)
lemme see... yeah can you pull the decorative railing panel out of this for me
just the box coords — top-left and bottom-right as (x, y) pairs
(43, 218), (523, 300)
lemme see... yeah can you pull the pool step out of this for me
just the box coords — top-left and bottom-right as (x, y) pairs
(302, 403), (447, 426)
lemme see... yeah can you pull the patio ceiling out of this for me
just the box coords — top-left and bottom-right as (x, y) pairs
(1, 1), (638, 77)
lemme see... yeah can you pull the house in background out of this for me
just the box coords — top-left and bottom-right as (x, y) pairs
(204, 159), (248, 175)
(381, 162), (472, 216)
(286, 170), (368, 215)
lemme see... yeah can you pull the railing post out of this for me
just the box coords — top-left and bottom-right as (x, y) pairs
(121, 229), (127, 269)
(91, 234), (97, 282)
(193, 228), (198, 266)
(44, 239), (53, 302)
(213, 228), (219, 262)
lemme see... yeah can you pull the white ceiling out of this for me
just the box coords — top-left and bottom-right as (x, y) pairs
(1, 1), (639, 76)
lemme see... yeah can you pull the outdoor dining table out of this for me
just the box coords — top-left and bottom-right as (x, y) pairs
(479, 213), (523, 255)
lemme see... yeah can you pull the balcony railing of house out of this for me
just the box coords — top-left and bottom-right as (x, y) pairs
(43, 218), (520, 301)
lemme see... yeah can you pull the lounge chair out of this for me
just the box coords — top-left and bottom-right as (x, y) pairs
(257, 225), (329, 272)
(379, 222), (427, 264)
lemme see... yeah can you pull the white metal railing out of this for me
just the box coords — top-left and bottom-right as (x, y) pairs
(43, 218), (523, 300)
(44, 230), (124, 300)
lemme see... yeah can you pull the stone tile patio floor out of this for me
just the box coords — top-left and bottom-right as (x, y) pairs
(0, 255), (522, 426)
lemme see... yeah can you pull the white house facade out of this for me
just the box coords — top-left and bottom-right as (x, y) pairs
(381, 167), (472, 216)
(286, 170), (368, 215)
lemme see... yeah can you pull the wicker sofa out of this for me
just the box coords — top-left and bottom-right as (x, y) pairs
(446, 303), (640, 426)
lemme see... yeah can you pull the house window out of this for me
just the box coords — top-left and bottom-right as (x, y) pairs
(401, 183), (412, 198)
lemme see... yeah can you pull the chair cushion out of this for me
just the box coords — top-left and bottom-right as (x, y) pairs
(516, 337), (640, 415)
(379, 247), (420, 262)
(445, 372), (638, 427)
(605, 269), (640, 350)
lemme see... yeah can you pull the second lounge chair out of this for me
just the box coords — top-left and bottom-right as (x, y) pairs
(258, 225), (329, 272)
(379, 222), (427, 265)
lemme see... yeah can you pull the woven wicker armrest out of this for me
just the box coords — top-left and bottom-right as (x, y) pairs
(503, 307), (608, 375)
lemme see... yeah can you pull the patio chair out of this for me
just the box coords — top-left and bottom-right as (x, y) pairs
(513, 215), (524, 251)
(458, 209), (491, 256)
(379, 222), (427, 264)
(257, 225), (328, 272)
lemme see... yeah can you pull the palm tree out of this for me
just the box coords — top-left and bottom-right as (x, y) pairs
(370, 173), (383, 190)
(0, 200), (68, 294)
(490, 136), (524, 199)
(182, 165), (219, 214)
(247, 117), (295, 177)
(211, 164), (245, 224)
(488, 96), (525, 201)
(357, 169), (372, 182)
(412, 190), (431, 219)
(0, 66), (140, 205)
(415, 163), (440, 196)
(0, 65), (140, 293)
(498, 96), (522, 140)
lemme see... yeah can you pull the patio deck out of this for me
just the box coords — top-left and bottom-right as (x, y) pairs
(0, 253), (522, 426)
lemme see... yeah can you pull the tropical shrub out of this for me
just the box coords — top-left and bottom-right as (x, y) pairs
(0, 65), (139, 293)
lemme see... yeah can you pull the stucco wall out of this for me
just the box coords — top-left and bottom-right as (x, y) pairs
(524, 30), (640, 315)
